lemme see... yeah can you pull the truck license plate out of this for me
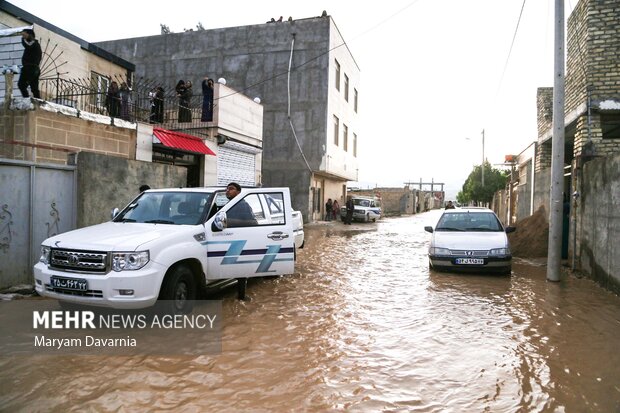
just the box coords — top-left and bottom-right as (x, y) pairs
(50, 276), (88, 291)
(455, 258), (484, 265)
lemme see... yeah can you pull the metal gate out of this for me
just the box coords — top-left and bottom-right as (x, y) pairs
(0, 159), (76, 289)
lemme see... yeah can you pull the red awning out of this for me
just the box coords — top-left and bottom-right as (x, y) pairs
(152, 128), (216, 155)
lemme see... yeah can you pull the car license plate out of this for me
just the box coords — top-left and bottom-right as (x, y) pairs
(455, 258), (484, 265)
(50, 276), (88, 291)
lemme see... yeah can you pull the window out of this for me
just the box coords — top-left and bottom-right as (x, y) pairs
(344, 74), (349, 101)
(601, 114), (620, 139)
(335, 59), (341, 91)
(333, 115), (339, 146)
(353, 133), (358, 157)
(227, 193), (286, 227)
(354, 89), (358, 113)
(343, 124), (348, 152)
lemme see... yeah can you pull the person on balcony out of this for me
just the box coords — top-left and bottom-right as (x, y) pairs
(179, 80), (193, 122)
(150, 86), (164, 123)
(18, 28), (42, 99)
(201, 77), (214, 122)
(105, 81), (120, 118)
(119, 82), (132, 121)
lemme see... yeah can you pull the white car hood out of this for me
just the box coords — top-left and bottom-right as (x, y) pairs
(44, 222), (196, 251)
(432, 231), (508, 250)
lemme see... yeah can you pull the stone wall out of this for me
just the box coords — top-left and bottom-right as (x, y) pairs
(0, 103), (136, 164)
(76, 152), (186, 227)
(578, 153), (620, 293)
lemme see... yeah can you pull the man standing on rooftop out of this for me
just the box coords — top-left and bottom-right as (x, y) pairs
(18, 28), (42, 99)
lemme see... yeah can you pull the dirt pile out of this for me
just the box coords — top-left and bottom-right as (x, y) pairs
(508, 205), (549, 258)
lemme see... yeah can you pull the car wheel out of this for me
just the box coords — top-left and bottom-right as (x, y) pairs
(160, 265), (196, 313)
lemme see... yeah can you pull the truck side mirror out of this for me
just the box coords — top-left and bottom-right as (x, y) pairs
(211, 211), (227, 232)
(111, 207), (120, 220)
(424, 226), (434, 233)
(505, 226), (516, 234)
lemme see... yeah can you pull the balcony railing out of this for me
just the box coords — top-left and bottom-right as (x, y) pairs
(37, 75), (213, 135)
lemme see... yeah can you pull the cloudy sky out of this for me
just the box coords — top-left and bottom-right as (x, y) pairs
(10, 0), (576, 199)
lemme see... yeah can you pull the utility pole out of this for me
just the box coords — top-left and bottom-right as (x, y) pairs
(547, 0), (565, 282)
(481, 129), (485, 187)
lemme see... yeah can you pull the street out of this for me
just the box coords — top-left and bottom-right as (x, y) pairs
(1, 210), (620, 412)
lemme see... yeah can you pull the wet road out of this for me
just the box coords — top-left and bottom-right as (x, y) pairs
(2, 210), (620, 412)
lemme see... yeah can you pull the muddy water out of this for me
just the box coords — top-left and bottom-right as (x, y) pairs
(2, 211), (620, 412)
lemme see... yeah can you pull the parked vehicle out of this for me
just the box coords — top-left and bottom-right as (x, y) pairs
(291, 211), (305, 249)
(339, 196), (382, 222)
(424, 208), (515, 274)
(34, 187), (302, 310)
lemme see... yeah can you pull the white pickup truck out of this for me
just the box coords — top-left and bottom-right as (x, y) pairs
(34, 187), (303, 310)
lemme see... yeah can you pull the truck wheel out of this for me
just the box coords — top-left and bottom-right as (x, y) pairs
(160, 265), (196, 313)
(236, 278), (247, 300)
(366, 213), (370, 222)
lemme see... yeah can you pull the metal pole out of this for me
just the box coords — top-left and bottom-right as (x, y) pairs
(547, 0), (565, 282)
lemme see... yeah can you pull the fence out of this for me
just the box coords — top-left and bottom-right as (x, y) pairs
(37, 74), (213, 134)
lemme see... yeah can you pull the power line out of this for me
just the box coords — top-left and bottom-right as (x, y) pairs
(217, 1), (421, 103)
(494, 0), (528, 101)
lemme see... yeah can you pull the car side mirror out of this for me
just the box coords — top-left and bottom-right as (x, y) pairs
(505, 226), (516, 234)
(111, 207), (120, 220)
(211, 211), (227, 232)
(424, 226), (434, 233)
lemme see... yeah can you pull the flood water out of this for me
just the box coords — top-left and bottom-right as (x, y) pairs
(2, 210), (620, 412)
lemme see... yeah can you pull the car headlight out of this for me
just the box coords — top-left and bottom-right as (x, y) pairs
(40, 246), (51, 264)
(111, 251), (149, 272)
(489, 248), (510, 256)
(430, 247), (451, 255)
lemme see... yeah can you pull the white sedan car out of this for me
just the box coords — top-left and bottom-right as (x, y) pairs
(425, 208), (516, 274)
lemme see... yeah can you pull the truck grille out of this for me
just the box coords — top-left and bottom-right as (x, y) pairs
(50, 249), (108, 273)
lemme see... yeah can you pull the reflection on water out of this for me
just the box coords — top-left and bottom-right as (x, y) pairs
(1, 212), (619, 412)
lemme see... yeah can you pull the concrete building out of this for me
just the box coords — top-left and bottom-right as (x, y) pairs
(0, 1), (134, 106)
(96, 14), (360, 222)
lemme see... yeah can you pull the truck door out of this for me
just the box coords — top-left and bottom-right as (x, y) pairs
(204, 189), (295, 280)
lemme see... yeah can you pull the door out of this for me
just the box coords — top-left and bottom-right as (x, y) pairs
(204, 189), (294, 280)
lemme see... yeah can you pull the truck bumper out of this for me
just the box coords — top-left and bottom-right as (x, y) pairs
(33, 261), (168, 309)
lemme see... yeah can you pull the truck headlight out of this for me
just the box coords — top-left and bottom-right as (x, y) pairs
(40, 246), (51, 264)
(111, 251), (149, 272)
(489, 248), (510, 256)
(429, 247), (451, 255)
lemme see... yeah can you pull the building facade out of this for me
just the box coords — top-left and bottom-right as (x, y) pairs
(96, 15), (360, 222)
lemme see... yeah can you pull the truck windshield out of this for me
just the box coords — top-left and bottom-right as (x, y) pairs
(114, 192), (214, 225)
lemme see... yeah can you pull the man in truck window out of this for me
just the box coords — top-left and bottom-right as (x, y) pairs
(225, 182), (258, 227)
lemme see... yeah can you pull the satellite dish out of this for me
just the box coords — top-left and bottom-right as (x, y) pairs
(253, 97), (261, 104)
(218, 77), (226, 85)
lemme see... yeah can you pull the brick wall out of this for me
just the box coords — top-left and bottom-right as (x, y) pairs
(566, 0), (620, 114)
(537, 88), (553, 141)
(566, 0), (620, 158)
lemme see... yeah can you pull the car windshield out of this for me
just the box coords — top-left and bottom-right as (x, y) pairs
(353, 199), (371, 207)
(435, 212), (503, 232)
(114, 191), (214, 225)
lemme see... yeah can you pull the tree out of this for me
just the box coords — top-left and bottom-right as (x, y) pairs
(457, 161), (508, 205)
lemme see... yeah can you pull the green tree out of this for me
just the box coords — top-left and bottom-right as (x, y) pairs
(457, 161), (508, 205)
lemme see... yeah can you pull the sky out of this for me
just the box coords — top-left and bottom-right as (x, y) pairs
(10, 0), (577, 200)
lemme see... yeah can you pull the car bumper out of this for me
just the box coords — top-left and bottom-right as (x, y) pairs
(428, 255), (512, 273)
(34, 261), (167, 309)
